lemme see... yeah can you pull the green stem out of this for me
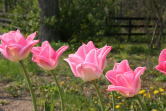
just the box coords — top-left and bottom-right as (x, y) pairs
(136, 95), (147, 111)
(92, 81), (104, 111)
(19, 61), (37, 111)
(51, 71), (64, 111)
(111, 92), (115, 111)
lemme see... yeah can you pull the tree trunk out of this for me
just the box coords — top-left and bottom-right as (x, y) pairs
(38, 0), (60, 42)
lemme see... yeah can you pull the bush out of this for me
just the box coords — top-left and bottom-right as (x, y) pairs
(10, 0), (39, 33)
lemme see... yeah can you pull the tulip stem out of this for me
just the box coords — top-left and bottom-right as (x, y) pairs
(136, 95), (148, 111)
(51, 71), (64, 111)
(19, 61), (37, 111)
(111, 92), (115, 111)
(92, 81), (104, 111)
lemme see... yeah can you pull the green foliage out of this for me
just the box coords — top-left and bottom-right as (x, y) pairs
(155, 75), (166, 82)
(43, 16), (58, 28)
(2, 0), (119, 42)
(4, 81), (27, 97)
(0, 0), (3, 9)
(56, 0), (115, 41)
(51, 41), (69, 51)
(0, 27), (10, 33)
(0, 58), (22, 81)
(0, 56), (41, 82)
(38, 83), (59, 111)
(127, 45), (148, 54)
(10, 0), (39, 33)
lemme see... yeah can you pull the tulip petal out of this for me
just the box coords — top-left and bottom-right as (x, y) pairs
(41, 41), (49, 47)
(39, 41), (53, 58)
(68, 54), (83, 64)
(155, 49), (166, 75)
(105, 70), (118, 85)
(1, 30), (24, 44)
(85, 49), (98, 65)
(26, 32), (37, 41)
(33, 56), (56, 70)
(55, 45), (68, 61)
(14, 30), (25, 42)
(98, 46), (112, 58)
(76, 44), (87, 59)
(31, 47), (41, 55)
(116, 60), (132, 73)
(116, 74), (132, 87)
(32, 55), (52, 64)
(123, 71), (134, 82)
(98, 46), (112, 69)
(76, 63), (102, 81)
(134, 67), (146, 80)
(1, 46), (10, 59)
(155, 64), (166, 74)
(107, 85), (133, 95)
(113, 63), (120, 70)
(6, 45), (20, 61)
(133, 67), (146, 90)
(158, 49), (166, 63)
(64, 54), (83, 77)
(86, 41), (96, 50)
(64, 58), (80, 77)
(19, 40), (39, 58)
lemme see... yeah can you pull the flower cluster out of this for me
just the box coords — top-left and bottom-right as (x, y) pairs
(0, 30), (165, 111)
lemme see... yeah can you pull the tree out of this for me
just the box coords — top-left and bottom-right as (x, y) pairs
(38, 0), (60, 41)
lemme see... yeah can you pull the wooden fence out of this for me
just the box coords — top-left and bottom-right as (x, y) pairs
(1, 0), (17, 12)
(106, 17), (165, 40)
(0, 12), (19, 29)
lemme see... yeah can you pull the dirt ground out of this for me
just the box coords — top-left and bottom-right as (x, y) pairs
(0, 83), (32, 111)
(0, 98), (32, 111)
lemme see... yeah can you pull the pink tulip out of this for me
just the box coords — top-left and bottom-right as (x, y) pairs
(64, 41), (112, 81)
(155, 49), (166, 75)
(32, 41), (68, 70)
(105, 60), (146, 97)
(0, 30), (39, 62)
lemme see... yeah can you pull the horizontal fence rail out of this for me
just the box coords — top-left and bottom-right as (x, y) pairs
(106, 17), (165, 38)
(109, 17), (158, 20)
(0, 12), (19, 29)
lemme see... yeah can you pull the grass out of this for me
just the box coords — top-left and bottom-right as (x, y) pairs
(0, 43), (166, 111)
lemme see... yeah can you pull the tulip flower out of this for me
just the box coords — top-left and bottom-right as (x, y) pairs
(64, 41), (112, 82)
(31, 41), (68, 70)
(0, 30), (39, 62)
(106, 60), (146, 97)
(32, 41), (68, 111)
(65, 41), (111, 111)
(0, 30), (39, 111)
(155, 49), (166, 75)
